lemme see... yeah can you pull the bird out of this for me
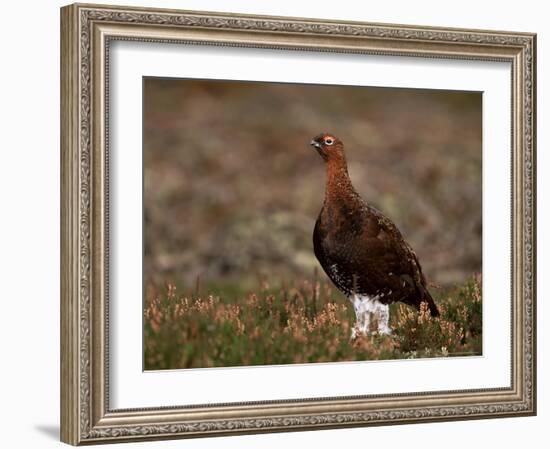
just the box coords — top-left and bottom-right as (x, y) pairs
(310, 132), (439, 338)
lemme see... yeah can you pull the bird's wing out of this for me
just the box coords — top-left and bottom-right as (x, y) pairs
(340, 206), (426, 301)
(365, 206), (424, 275)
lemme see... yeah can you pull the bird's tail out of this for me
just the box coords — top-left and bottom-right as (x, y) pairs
(420, 286), (440, 318)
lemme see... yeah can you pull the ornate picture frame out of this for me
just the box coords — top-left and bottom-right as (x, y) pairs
(60, 3), (536, 445)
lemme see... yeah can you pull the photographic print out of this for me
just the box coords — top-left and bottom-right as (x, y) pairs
(143, 78), (482, 370)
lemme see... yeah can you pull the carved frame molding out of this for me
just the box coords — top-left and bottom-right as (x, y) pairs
(61, 3), (536, 445)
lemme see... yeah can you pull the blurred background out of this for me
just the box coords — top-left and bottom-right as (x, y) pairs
(143, 78), (481, 294)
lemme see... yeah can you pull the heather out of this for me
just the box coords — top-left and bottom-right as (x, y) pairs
(144, 274), (481, 369)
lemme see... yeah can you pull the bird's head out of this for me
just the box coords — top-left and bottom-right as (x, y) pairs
(310, 133), (345, 162)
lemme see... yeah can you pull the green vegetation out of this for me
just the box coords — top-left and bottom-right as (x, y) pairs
(144, 274), (482, 370)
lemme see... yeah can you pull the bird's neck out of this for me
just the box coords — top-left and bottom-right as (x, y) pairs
(324, 158), (357, 202)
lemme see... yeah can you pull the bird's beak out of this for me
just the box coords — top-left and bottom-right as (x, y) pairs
(310, 140), (321, 149)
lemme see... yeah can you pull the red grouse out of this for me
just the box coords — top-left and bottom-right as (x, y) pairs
(311, 133), (439, 338)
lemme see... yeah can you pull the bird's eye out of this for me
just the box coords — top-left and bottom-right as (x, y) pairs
(324, 138), (334, 145)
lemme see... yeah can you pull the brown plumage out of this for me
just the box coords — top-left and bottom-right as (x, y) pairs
(310, 133), (439, 337)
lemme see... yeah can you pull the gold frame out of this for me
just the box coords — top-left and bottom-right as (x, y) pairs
(60, 3), (537, 445)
